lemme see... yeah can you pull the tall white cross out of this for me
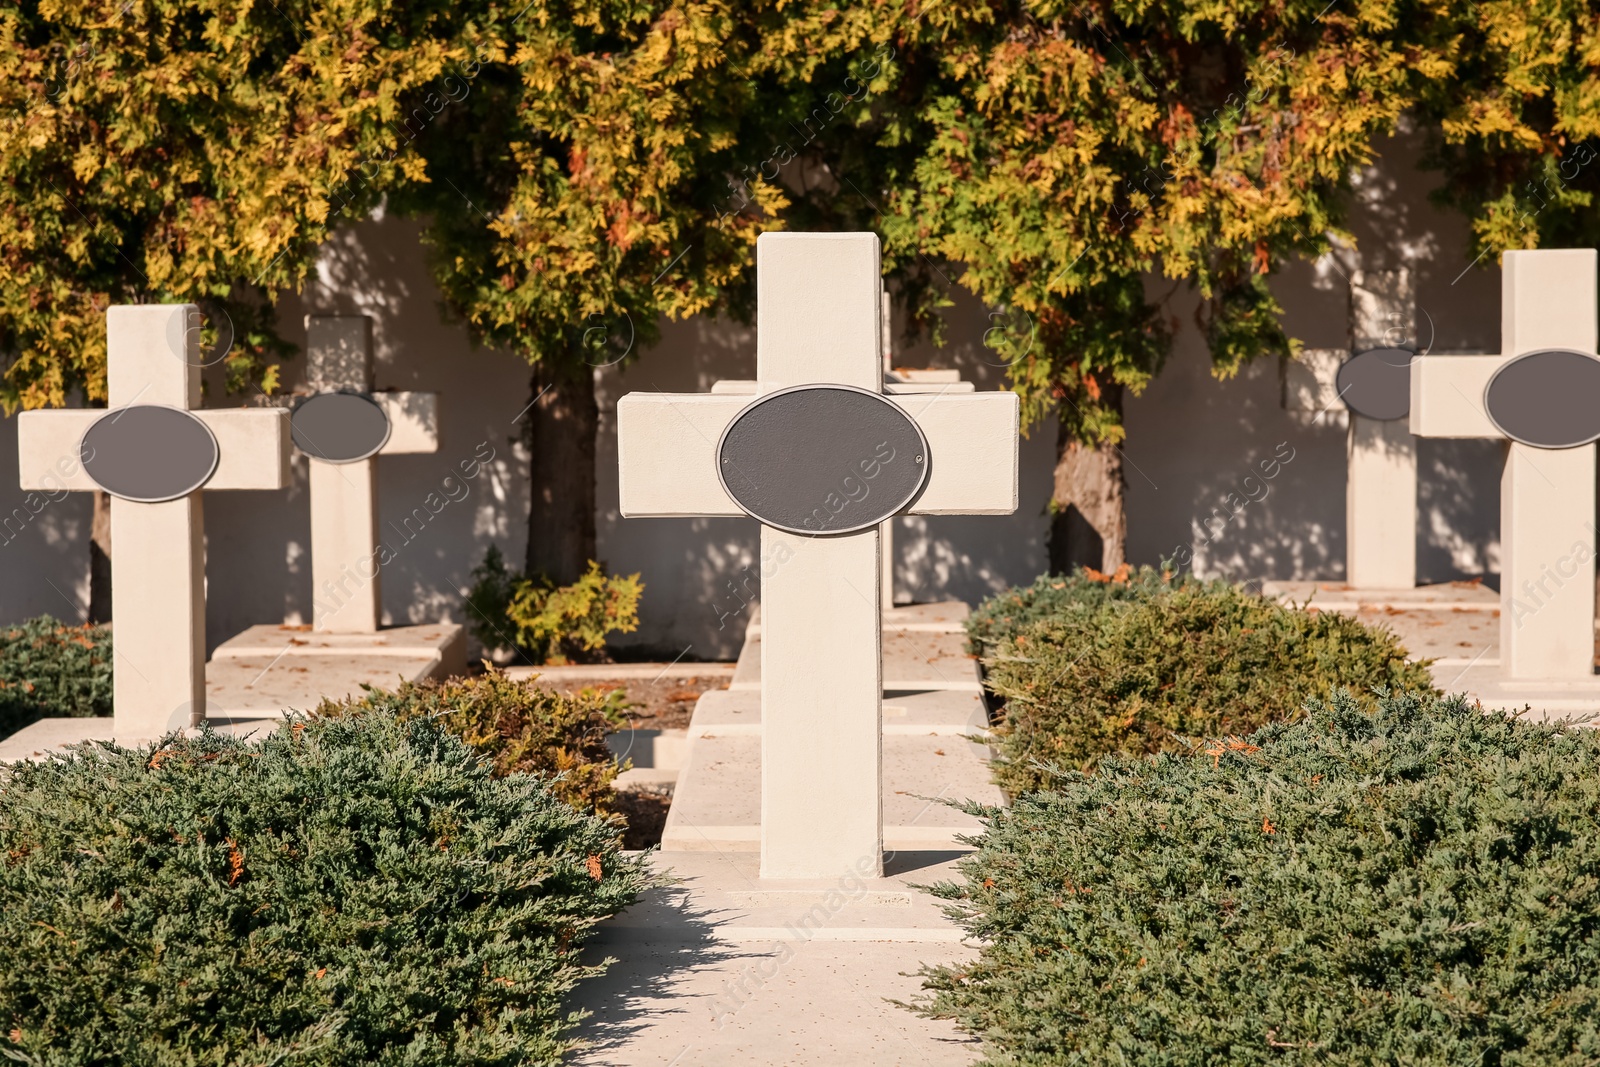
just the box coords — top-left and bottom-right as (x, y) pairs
(16, 305), (290, 738)
(1283, 270), (1418, 588)
(296, 315), (438, 632)
(618, 233), (1018, 879)
(1412, 249), (1598, 679)
(1345, 270), (1418, 589)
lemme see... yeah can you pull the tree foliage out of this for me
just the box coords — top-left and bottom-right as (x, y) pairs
(0, 0), (493, 409)
(6, 0), (1600, 446)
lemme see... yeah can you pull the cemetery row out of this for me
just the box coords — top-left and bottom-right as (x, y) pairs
(0, 236), (1598, 1065)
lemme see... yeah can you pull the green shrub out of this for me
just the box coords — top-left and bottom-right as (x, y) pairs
(965, 563), (1189, 658)
(465, 546), (643, 664)
(915, 690), (1600, 1065)
(0, 708), (647, 1066)
(0, 615), (113, 740)
(315, 668), (628, 815)
(976, 569), (1434, 790)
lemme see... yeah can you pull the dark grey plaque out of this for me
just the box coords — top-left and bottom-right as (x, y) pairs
(716, 384), (930, 535)
(1337, 347), (1412, 421)
(1485, 348), (1600, 448)
(291, 392), (391, 462)
(80, 405), (219, 503)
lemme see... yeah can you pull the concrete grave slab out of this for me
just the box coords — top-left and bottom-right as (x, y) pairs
(1263, 578), (1600, 718)
(567, 849), (982, 1065)
(730, 627), (980, 692)
(0, 626), (465, 762)
(660, 705), (999, 853)
(742, 599), (969, 638)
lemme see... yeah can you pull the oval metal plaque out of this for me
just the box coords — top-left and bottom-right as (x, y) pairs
(291, 392), (391, 462)
(1337, 347), (1412, 421)
(80, 405), (219, 503)
(1485, 348), (1600, 449)
(716, 384), (930, 535)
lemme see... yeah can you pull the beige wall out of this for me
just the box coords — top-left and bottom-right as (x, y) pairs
(0, 123), (1512, 659)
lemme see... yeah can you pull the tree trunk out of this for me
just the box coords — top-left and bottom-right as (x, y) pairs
(523, 363), (597, 585)
(1048, 389), (1128, 575)
(89, 489), (112, 624)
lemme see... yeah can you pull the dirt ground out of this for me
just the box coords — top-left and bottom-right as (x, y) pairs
(612, 787), (673, 850)
(534, 673), (728, 730)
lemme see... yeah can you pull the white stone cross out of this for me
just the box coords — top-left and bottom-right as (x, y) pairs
(16, 304), (290, 739)
(618, 232), (1018, 880)
(1411, 249), (1598, 680)
(1346, 270), (1419, 589)
(1283, 270), (1418, 588)
(297, 315), (438, 632)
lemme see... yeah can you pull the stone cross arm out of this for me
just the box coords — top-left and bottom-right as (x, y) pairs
(369, 392), (438, 455)
(18, 408), (289, 492)
(616, 390), (1018, 519)
(1408, 355), (1510, 438)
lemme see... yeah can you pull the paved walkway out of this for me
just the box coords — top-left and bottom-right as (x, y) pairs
(568, 602), (990, 1066)
(1264, 580), (1600, 721)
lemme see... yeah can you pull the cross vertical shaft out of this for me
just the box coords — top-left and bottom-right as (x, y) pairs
(1347, 270), (1417, 589)
(107, 305), (207, 732)
(1499, 250), (1598, 678)
(305, 316), (381, 632)
(757, 234), (885, 879)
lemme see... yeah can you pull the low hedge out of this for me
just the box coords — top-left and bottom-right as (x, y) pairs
(315, 668), (627, 815)
(916, 690), (1600, 1065)
(975, 568), (1434, 790)
(0, 708), (646, 1066)
(965, 564), (1184, 659)
(0, 615), (113, 741)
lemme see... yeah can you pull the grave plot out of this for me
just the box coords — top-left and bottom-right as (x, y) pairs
(1278, 249), (1600, 720)
(1410, 249), (1600, 717)
(572, 232), (1018, 1063)
(0, 308), (463, 763)
(1263, 580), (1503, 672)
(11, 304), (289, 745)
(204, 313), (464, 723)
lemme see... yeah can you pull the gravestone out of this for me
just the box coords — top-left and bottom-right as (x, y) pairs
(1411, 249), (1598, 681)
(296, 315), (439, 632)
(1345, 270), (1418, 589)
(16, 304), (290, 738)
(618, 232), (1018, 879)
(713, 284), (974, 608)
(1283, 270), (1418, 588)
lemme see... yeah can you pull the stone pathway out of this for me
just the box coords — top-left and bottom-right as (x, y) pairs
(567, 602), (991, 1066)
(1264, 580), (1600, 721)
